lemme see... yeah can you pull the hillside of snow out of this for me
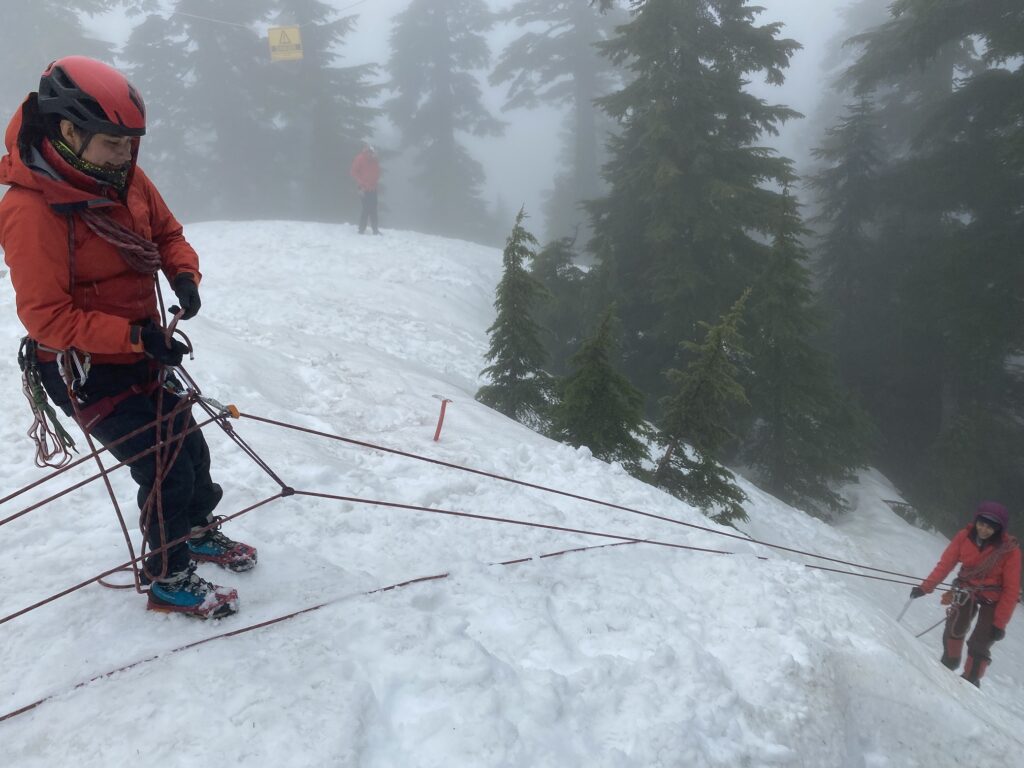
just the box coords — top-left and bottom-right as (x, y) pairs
(2, 221), (1023, 767)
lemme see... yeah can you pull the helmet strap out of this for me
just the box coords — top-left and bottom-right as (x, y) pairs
(75, 131), (95, 157)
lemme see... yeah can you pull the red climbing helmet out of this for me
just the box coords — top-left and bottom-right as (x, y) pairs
(37, 56), (146, 137)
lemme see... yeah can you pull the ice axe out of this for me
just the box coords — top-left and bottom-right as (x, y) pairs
(895, 597), (913, 623)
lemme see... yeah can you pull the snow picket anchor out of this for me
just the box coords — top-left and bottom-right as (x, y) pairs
(432, 395), (452, 442)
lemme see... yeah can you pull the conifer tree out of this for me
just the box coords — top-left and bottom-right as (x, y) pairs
(386, 0), (504, 242)
(588, 0), (801, 405)
(806, 0), (891, 145)
(0, 1), (113, 120)
(833, 0), (1024, 528)
(550, 306), (648, 468)
(528, 236), (589, 376)
(121, 0), (277, 220)
(810, 98), (888, 406)
(491, 0), (626, 241)
(477, 209), (552, 428)
(268, 1), (381, 221)
(654, 292), (750, 524)
(741, 192), (870, 514)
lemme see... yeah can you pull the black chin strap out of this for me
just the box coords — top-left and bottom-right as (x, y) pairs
(74, 131), (95, 157)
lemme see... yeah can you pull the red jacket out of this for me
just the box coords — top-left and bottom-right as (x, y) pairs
(0, 96), (200, 364)
(350, 149), (380, 192)
(922, 525), (1021, 629)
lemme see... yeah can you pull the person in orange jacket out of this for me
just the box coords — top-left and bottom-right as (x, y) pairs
(350, 142), (380, 234)
(909, 501), (1021, 686)
(0, 57), (256, 619)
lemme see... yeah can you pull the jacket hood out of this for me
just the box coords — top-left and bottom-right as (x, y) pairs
(0, 94), (138, 211)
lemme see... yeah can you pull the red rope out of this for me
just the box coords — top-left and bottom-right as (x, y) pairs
(78, 209), (161, 275)
(0, 540), (633, 725)
(0, 412), (225, 529)
(2, 403), (952, 629)
(0, 493), (282, 627)
(239, 413), (931, 583)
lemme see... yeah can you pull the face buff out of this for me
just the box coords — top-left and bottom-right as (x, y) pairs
(49, 137), (130, 193)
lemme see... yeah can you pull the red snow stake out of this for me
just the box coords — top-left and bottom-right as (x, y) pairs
(433, 396), (452, 441)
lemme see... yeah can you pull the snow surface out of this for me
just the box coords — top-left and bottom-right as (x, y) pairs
(2, 221), (1023, 767)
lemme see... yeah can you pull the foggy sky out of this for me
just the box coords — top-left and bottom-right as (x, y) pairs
(81, 0), (853, 224)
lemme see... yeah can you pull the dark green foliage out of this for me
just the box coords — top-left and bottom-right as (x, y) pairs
(588, 0), (802, 407)
(386, 0), (503, 242)
(528, 236), (590, 376)
(922, 407), (1024, 534)
(819, 0), (1024, 529)
(654, 292), (751, 524)
(550, 306), (648, 468)
(122, 1), (279, 219)
(121, 1), (378, 222)
(477, 209), (553, 429)
(0, 1), (114, 126)
(268, 1), (381, 222)
(741, 192), (871, 515)
(810, 98), (888, 410)
(491, 0), (626, 241)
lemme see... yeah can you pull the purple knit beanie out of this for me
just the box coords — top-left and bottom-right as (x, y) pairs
(974, 501), (1009, 531)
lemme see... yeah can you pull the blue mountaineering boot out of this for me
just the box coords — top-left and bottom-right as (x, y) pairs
(187, 516), (258, 572)
(147, 564), (239, 619)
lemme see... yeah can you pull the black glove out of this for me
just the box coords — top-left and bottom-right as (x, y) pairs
(910, 586), (925, 599)
(140, 322), (188, 366)
(171, 274), (201, 320)
(991, 626), (1006, 642)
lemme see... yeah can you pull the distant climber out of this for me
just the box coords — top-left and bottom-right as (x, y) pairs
(350, 142), (380, 235)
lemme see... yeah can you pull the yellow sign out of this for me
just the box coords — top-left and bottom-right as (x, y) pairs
(269, 26), (303, 62)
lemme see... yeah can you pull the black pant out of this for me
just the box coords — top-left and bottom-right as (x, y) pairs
(359, 189), (379, 234)
(942, 598), (997, 664)
(41, 361), (222, 578)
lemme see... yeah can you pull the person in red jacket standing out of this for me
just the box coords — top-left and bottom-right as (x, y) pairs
(909, 501), (1021, 686)
(0, 57), (256, 619)
(350, 142), (380, 235)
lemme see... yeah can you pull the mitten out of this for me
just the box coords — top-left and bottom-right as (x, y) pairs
(172, 274), (201, 320)
(140, 322), (188, 366)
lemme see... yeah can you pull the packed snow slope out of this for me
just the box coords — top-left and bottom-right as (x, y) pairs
(2, 222), (1023, 768)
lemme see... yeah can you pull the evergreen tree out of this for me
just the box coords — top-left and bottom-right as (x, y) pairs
(834, 0), (1024, 528)
(491, 0), (626, 241)
(122, 0), (278, 220)
(386, 0), (504, 242)
(803, 0), (892, 151)
(550, 306), (648, 468)
(588, 0), (801, 407)
(654, 292), (750, 524)
(477, 209), (552, 428)
(529, 235), (589, 376)
(268, 1), (381, 222)
(0, 1), (114, 121)
(741, 192), (870, 514)
(809, 98), (888, 408)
